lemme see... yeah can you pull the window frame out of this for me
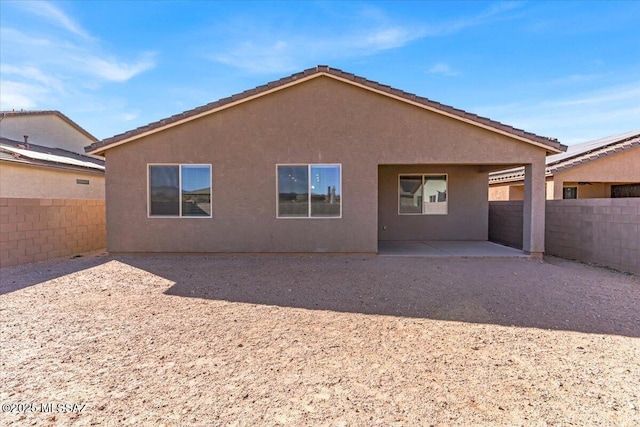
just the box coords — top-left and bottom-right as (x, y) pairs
(398, 173), (448, 216)
(276, 163), (342, 219)
(147, 163), (212, 218)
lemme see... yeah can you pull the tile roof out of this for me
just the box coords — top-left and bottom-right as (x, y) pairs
(489, 130), (640, 183)
(0, 137), (104, 173)
(86, 65), (565, 155)
(0, 110), (98, 142)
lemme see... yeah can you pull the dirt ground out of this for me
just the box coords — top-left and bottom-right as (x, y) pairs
(1, 253), (639, 426)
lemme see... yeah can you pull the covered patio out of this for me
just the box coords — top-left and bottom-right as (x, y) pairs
(377, 162), (550, 258)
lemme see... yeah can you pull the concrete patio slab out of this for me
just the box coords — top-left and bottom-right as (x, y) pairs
(378, 240), (527, 257)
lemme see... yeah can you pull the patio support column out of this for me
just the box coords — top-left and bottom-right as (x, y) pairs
(523, 159), (545, 258)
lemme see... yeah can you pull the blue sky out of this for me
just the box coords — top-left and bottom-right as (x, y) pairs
(1, 1), (639, 145)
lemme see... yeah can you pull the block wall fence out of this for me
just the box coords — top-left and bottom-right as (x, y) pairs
(0, 198), (106, 268)
(489, 199), (640, 275)
(488, 201), (524, 249)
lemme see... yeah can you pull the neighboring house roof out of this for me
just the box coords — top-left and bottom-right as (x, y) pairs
(0, 110), (98, 143)
(0, 137), (105, 173)
(489, 130), (640, 184)
(86, 65), (566, 156)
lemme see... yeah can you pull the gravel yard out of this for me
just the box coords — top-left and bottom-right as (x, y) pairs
(1, 253), (639, 426)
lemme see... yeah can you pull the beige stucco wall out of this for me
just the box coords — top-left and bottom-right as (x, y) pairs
(488, 185), (510, 201)
(0, 162), (105, 199)
(379, 165), (488, 240)
(0, 114), (93, 154)
(490, 180), (554, 201)
(558, 182), (608, 198)
(105, 76), (548, 253)
(491, 147), (640, 201)
(489, 183), (526, 200)
(546, 180), (555, 200)
(552, 146), (640, 199)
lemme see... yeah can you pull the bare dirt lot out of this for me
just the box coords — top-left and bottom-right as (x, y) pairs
(1, 253), (639, 426)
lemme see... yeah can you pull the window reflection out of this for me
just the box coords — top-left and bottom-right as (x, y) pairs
(310, 165), (341, 217)
(399, 174), (447, 215)
(182, 165), (211, 217)
(148, 165), (211, 217)
(150, 166), (179, 216)
(399, 176), (423, 214)
(278, 165), (309, 217)
(277, 164), (341, 218)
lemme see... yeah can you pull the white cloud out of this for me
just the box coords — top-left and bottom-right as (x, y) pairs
(361, 27), (416, 50)
(215, 40), (298, 74)
(1, 64), (64, 92)
(3, 26), (156, 84)
(475, 83), (640, 144)
(209, 3), (522, 74)
(428, 63), (460, 77)
(121, 111), (139, 122)
(0, 80), (49, 110)
(0, 27), (52, 47)
(211, 26), (423, 74)
(14, 1), (92, 39)
(75, 52), (157, 82)
(0, 2), (156, 111)
(548, 74), (600, 85)
(422, 1), (523, 36)
(545, 86), (640, 108)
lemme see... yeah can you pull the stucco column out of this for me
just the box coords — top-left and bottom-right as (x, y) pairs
(523, 159), (545, 257)
(553, 176), (564, 200)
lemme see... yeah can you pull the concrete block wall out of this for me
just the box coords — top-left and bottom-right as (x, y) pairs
(545, 199), (639, 275)
(489, 199), (640, 275)
(0, 198), (106, 268)
(488, 201), (523, 249)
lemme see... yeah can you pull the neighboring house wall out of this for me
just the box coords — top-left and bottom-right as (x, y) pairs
(0, 114), (92, 154)
(0, 162), (105, 199)
(488, 184), (525, 201)
(550, 145), (640, 199)
(556, 182), (608, 199)
(104, 76), (547, 253)
(490, 180), (555, 201)
(490, 144), (640, 201)
(0, 198), (106, 268)
(488, 199), (639, 275)
(378, 165), (488, 241)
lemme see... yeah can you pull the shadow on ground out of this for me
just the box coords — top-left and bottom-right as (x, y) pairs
(0, 252), (109, 295)
(116, 254), (640, 338)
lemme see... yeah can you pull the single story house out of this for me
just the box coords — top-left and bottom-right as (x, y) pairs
(86, 66), (565, 256)
(0, 110), (105, 199)
(489, 130), (640, 200)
